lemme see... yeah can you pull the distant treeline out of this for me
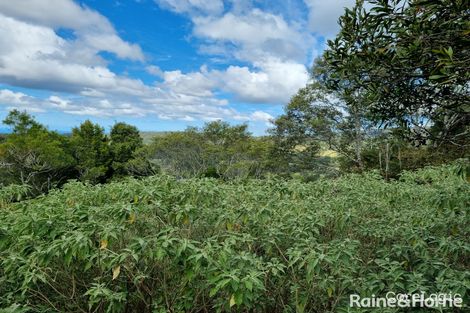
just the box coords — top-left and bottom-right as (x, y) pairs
(1, 0), (468, 196)
(0, 107), (466, 198)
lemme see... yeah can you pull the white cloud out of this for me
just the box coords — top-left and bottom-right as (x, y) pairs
(194, 9), (297, 44)
(0, 13), (149, 96)
(48, 95), (71, 109)
(0, 88), (250, 124)
(0, 0), (324, 129)
(0, 89), (45, 112)
(193, 9), (313, 64)
(185, 8), (312, 104)
(148, 3), (315, 107)
(0, 89), (28, 104)
(250, 110), (273, 122)
(0, 0), (144, 61)
(149, 58), (308, 104)
(160, 67), (217, 97)
(154, 0), (224, 16)
(214, 59), (309, 103)
(146, 65), (164, 77)
(303, 0), (355, 38)
(0, 0), (111, 31)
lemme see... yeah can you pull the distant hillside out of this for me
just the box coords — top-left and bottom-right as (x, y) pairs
(140, 131), (176, 144)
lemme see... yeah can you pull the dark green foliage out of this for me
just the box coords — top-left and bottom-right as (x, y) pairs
(352, 133), (468, 179)
(0, 134), (7, 144)
(0, 163), (468, 312)
(202, 121), (250, 147)
(2, 110), (41, 134)
(0, 111), (153, 192)
(109, 122), (146, 177)
(121, 146), (159, 178)
(0, 184), (30, 207)
(323, 0), (470, 146)
(70, 120), (111, 183)
(0, 110), (75, 194)
(149, 129), (206, 178)
(272, 0), (469, 178)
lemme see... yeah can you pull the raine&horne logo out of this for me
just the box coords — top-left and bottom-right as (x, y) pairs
(349, 292), (464, 308)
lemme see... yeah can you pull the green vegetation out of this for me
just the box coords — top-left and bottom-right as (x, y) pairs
(148, 121), (275, 180)
(1, 163), (468, 312)
(271, 0), (469, 178)
(0, 111), (153, 195)
(0, 1), (468, 311)
(0, 110), (74, 194)
(323, 0), (469, 146)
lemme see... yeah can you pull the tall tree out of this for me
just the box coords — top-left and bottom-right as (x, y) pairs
(323, 0), (469, 149)
(109, 122), (144, 177)
(70, 120), (111, 183)
(271, 80), (373, 174)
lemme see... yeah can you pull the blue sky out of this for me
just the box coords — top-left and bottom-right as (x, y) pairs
(0, 0), (354, 134)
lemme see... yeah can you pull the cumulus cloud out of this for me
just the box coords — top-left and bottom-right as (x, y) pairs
(0, 13), (149, 97)
(160, 67), (217, 98)
(0, 0), (339, 129)
(146, 65), (164, 77)
(0, 0), (144, 61)
(303, 0), (355, 38)
(214, 59), (308, 103)
(194, 10), (297, 45)
(0, 89), (45, 112)
(154, 0), (224, 16)
(250, 110), (273, 121)
(148, 5), (311, 105)
(0, 88), (273, 125)
(194, 8), (313, 64)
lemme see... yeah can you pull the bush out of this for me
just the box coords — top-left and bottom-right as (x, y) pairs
(0, 164), (468, 312)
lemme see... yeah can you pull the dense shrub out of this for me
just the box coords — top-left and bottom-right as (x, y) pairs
(0, 164), (468, 312)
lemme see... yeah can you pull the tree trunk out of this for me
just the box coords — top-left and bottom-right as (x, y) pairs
(354, 111), (363, 170)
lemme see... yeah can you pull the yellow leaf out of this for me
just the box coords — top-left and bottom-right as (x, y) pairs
(128, 213), (136, 224)
(183, 216), (190, 225)
(229, 294), (236, 307)
(226, 222), (233, 231)
(133, 195), (139, 204)
(327, 287), (333, 297)
(100, 239), (108, 250)
(112, 266), (121, 280)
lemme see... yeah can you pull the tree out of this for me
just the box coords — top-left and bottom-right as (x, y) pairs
(3, 109), (41, 134)
(149, 121), (274, 179)
(202, 121), (251, 147)
(69, 120), (111, 183)
(201, 121), (255, 178)
(149, 130), (207, 178)
(271, 77), (375, 176)
(109, 122), (145, 177)
(0, 110), (74, 193)
(323, 0), (469, 148)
